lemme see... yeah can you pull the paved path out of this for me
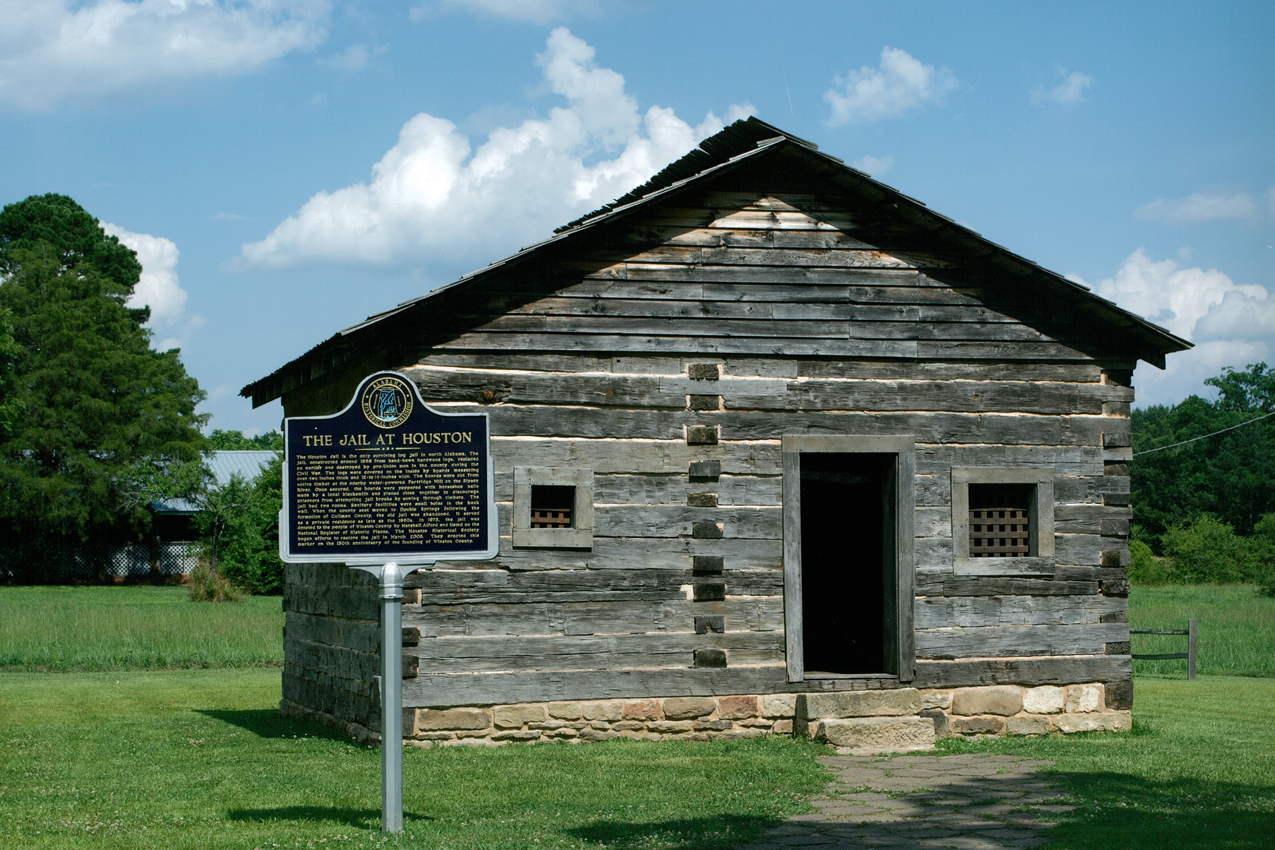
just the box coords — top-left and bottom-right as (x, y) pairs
(739, 753), (1073, 850)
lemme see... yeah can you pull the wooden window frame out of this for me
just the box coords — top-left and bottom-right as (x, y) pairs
(951, 468), (1054, 576)
(782, 435), (916, 684)
(512, 467), (593, 549)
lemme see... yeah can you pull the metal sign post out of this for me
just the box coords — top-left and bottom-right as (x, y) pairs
(351, 561), (431, 833)
(280, 372), (498, 834)
(378, 564), (404, 833)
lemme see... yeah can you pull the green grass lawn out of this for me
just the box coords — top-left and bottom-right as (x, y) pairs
(2, 671), (1270, 850)
(0, 668), (827, 850)
(939, 676), (1275, 849)
(0, 585), (283, 671)
(1130, 584), (1274, 677)
(1, 584), (1272, 848)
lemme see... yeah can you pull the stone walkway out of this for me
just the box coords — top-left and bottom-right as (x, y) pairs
(738, 753), (1073, 850)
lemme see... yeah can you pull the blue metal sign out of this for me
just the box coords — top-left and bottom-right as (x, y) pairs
(280, 371), (498, 565)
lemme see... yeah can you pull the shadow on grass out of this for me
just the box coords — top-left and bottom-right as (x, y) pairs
(225, 806), (432, 829)
(196, 708), (351, 743)
(566, 814), (785, 850)
(1047, 771), (1274, 849)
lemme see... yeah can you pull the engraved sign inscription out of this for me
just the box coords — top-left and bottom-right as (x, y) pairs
(281, 371), (497, 564)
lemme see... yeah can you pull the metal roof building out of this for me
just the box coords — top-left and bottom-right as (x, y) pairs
(153, 450), (277, 515)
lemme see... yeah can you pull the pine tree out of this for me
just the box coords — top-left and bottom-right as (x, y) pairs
(0, 195), (207, 581)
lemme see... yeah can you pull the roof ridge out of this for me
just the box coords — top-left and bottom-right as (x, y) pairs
(554, 116), (794, 233)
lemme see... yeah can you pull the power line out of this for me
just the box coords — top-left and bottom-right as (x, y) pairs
(1132, 409), (1275, 457)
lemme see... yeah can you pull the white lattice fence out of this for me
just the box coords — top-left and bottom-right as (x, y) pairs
(160, 542), (199, 575)
(106, 545), (150, 577)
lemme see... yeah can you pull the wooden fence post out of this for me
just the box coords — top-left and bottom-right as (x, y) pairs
(1188, 618), (1197, 681)
(1131, 619), (1198, 680)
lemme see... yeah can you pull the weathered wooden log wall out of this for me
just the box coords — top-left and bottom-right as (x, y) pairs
(281, 188), (1135, 728)
(282, 562), (380, 731)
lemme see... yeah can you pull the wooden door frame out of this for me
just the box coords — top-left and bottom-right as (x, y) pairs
(782, 435), (916, 684)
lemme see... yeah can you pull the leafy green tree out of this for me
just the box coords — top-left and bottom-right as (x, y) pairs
(213, 454), (284, 594)
(1206, 363), (1275, 412)
(0, 193), (143, 296)
(1128, 539), (1175, 586)
(191, 472), (254, 573)
(1250, 513), (1275, 597)
(0, 195), (207, 581)
(207, 429), (283, 451)
(0, 308), (20, 437)
(139, 448), (282, 595)
(174, 451), (282, 594)
(1161, 515), (1262, 584)
(1132, 363), (1275, 545)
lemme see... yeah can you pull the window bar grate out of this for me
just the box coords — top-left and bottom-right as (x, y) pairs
(531, 509), (572, 529)
(969, 507), (1029, 557)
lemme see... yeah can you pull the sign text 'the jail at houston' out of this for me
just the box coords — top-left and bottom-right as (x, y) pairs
(280, 372), (498, 565)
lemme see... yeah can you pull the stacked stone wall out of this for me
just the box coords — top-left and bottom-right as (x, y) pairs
(801, 683), (1131, 753)
(401, 694), (793, 747)
(310, 682), (1131, 749)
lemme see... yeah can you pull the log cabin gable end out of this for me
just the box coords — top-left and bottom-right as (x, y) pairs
(243, 118), (1188, 411)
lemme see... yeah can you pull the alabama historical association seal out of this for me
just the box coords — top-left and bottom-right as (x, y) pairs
(360, 375), (414, 429)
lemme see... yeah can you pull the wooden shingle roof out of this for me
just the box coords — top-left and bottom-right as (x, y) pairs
(242, 117), (1189, 408)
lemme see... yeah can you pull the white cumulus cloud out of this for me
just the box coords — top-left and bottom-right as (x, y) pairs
(101, 222), (202, 350)
(1031, 67), (1092, 105)
(851, 154), (894, 177)
(1085, 248), (1275, 405)
(824, 47), (956, 125)
(1136, 191), (1258, 224)
(0, 0), (330, 111)
(318, 43), (378, 73)
(412, 0), (600, 24)
(239, 27), (754, 271)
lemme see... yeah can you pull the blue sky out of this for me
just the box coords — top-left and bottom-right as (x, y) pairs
(2, 0), (1272, 435)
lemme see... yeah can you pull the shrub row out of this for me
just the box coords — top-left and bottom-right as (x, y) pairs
(1131, 513), (1275, 596)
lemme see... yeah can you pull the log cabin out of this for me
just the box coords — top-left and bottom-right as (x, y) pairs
(242, 118), (1189, 750)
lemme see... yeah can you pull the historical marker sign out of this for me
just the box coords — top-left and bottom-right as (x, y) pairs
(280, 371), (498, 833)
(280, 371), (498, 565)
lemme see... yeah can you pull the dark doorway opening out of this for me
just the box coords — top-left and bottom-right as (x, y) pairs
(799, 452), (895, 675)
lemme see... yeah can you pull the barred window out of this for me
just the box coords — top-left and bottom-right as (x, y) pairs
(530, 485), (574, 528)
(968, 484), (1034, 557)
(513, 468), (593, 548)
(951, 469), (1054, 576)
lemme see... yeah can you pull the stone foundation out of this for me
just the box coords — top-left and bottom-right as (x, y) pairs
(400, 694), (791, 748)
(289, 681), (1131, 749)
(797, 683), (1132, 754)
